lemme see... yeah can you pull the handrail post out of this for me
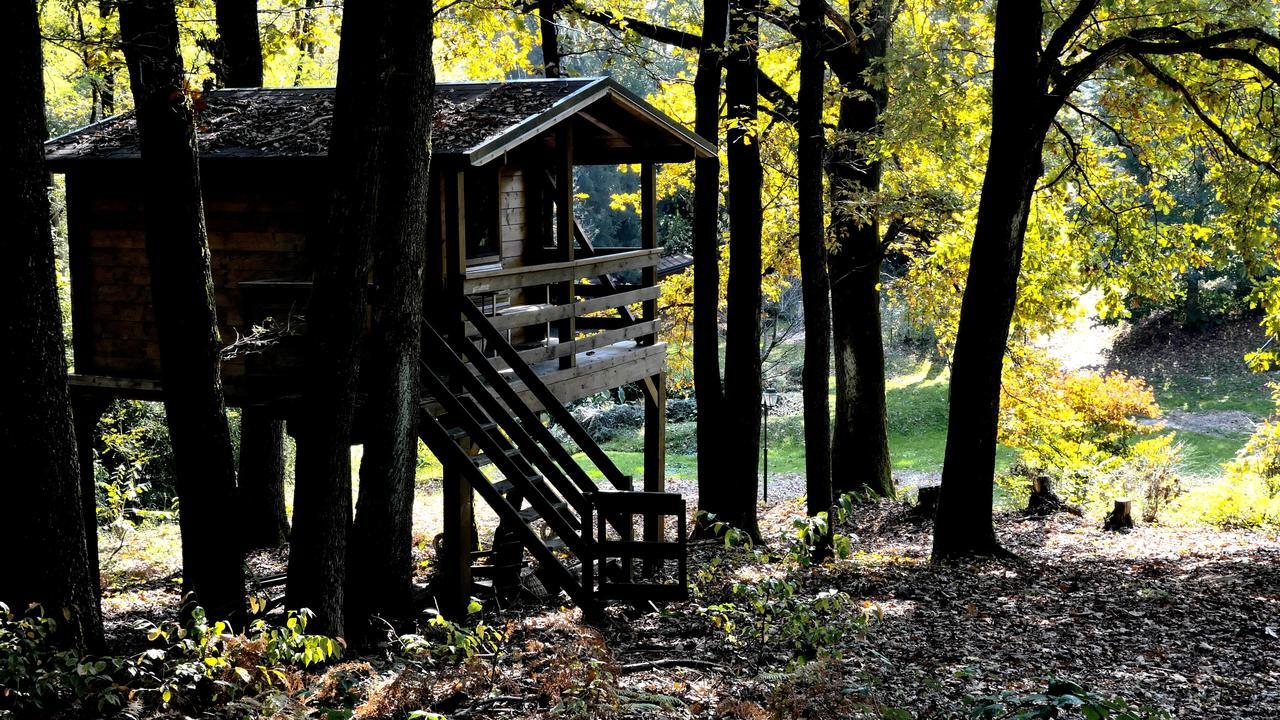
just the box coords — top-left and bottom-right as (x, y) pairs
(639, 161), (658, 347)
(555, 126), (577, 369)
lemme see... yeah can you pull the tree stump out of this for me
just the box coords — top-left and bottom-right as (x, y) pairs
(1103, 498), (1134, 532)
(1025, 474), (1064, 516)
(914, 485), (941, 519)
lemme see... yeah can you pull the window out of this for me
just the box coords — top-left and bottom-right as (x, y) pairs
(465, 167), (500, 262)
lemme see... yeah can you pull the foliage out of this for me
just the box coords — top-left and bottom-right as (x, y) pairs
(96, 400), (179, 523)
(1170, 385), (1280, 528)
(968, 677), (1172, 720)
(398, 603), (506, 666)
(0, 605), (339, 718)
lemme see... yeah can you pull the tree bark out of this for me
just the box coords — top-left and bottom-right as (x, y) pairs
(826, 0), (894, 499)
(0, 0), (104, 651)
(932, 0), (1054, 561)
(213, 0), (264, 88)
(692, 0), (729, 529)
(346, 0), (435, 637)
(238, 408), (289, 549)
(714, 0), (763, 540)
(287, 0), (432, 637)
(798, 0), (832, 520)
(119, 0), (246, 622)
(537, 0), (562, 78)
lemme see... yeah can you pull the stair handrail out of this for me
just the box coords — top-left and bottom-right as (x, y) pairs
(458, 296), (632, 491)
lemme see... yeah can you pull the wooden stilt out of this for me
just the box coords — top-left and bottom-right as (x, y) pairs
(71, 392), (111, 596)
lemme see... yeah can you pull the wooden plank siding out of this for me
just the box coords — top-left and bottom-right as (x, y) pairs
(67, 166), (318, 386)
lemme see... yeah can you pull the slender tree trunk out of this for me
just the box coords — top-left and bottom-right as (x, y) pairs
(119, 0), (246, 622)
(0, 0), (104, 651)
(692, 0), (729, 530)
(798, 0), (832, 519)
(238, 408), (289, 548)
(213, 0), (264, 88)
(346, 0), (435, 637)
(716, 0), (763, 540)
(287, 0), (429, 637)
(292, 0), (319, 87)
(537, 0), (561, 78)
(826, 0), (894, 498)
(932, 0), (1054, 561)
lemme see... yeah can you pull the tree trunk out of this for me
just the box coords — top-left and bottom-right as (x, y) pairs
(346, 0), (435, 637)
(287, 0), (430, 637)
(798, 0), (832, 520)
(0, 0), (104, 651)
(826, 0), (894, 499)
(238, 408), (289, 549)
(714, 0), (763, 540)
(932, 0), (1054, 561)
(213, 0), (264, 88)
(119, 0), (246, 622)
(537, 0), (561, 78)
(692, 0), (729, 529)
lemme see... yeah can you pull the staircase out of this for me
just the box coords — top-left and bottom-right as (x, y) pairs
(416, 296), (687, 608)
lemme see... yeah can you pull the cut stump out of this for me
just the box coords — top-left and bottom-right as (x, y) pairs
(1103, 498), (1133, 532)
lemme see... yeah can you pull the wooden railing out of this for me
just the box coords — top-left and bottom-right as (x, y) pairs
(460, 247), (661, 369)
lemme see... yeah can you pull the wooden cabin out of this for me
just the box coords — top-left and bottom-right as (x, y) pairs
(47, 77), (713, 613)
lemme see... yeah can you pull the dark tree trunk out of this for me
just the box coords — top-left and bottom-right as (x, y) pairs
(0, 0), (104, 651)
(292, 0), (320, 87)
(798, 0), (832, 520)
(213, 0), (264, 88)
(715, 0), (763, 540)
(932, 0), (1055, 561)
(346, 0), (435, 637)
(692, 0), (729, 529)
(826, 0), (894, 499)
(287, 0), (431, 636)
(119, 0), (246, 622)
(537, 0), (561, 78)
(238, 408), (289, 549)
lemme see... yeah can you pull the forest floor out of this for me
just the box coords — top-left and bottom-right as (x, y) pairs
(96, 499), (1279, 719)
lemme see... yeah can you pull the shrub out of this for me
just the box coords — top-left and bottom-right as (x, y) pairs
(0, 604), (340, 718)
(968, 676), (1172, 719)
(1169, 387), (1280, 529)
(566, 401), (643, 444)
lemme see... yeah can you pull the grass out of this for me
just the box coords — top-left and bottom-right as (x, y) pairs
(1173, 430), (1252, 476)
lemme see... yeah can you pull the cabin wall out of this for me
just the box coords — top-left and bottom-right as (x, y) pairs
(66, 163), (321, 389)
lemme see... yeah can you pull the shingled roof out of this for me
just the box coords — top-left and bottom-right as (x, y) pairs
(45, 77), (713, 169)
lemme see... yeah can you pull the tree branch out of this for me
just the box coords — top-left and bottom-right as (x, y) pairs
(563, 1), (799, 122)
(1132, 53), (1280, 178)
(1041, 0), (1102, 70)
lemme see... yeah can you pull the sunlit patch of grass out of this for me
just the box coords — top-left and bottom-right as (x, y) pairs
(1172, 429), (1252, 476)
(99, 521), (183, 589)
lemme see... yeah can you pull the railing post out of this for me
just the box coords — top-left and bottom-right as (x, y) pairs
(640, 160), (658, 347)
(555, 126), (576, 369)
(438, 167), (473, 619)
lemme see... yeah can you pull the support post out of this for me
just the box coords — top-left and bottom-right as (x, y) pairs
(555, 126), (576, 369)
(642, 373), (666, 567)
(639, 161), (658, 347)
(438, 169), (473, 619)
(71, 392), (111, 597)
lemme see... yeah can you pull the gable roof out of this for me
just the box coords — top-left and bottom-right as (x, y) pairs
(44, 77), (713, 170)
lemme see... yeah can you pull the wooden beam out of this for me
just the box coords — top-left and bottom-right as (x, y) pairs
(640, 161), (658, 347)
(642, 372), (666, 553)
(555, 125), (576, 369)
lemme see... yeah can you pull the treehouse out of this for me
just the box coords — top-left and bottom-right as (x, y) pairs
(46, 77), (713, 614)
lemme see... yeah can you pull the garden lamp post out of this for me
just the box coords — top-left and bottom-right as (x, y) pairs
(762, 386), (781, 501)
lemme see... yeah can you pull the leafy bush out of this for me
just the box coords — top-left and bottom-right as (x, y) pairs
(1000, 349), (1163, 472)
(566, 401), (643, 444)
(0, 605), (340, 718)
(96, 400), (179, 521)
(1169, 387), (1280, 528)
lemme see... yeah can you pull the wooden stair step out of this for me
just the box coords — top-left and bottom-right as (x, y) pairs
(471, 446), (522, 468)
(470, 563), (524, 578)
(518, 502), (567, 523)
(447, 421), (497, 441)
